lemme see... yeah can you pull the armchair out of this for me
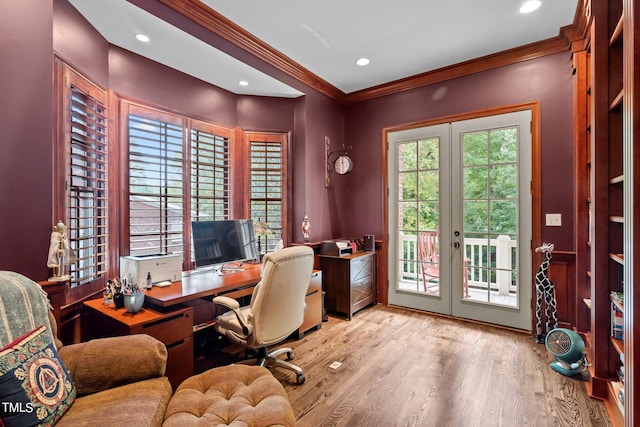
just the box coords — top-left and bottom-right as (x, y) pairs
(0, 271), (172, 427)
(213, 246), (314, 385)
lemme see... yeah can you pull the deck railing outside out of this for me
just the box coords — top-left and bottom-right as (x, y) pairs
(399, 233), (517, 295)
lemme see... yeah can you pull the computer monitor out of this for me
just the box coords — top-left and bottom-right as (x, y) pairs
(191, 219), (258, 271)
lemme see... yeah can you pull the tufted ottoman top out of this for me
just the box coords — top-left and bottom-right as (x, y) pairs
(162, 364), (296, 427)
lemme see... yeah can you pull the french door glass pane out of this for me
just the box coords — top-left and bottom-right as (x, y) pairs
(462, 126), (518, 307)
(396, 138), (441, 295)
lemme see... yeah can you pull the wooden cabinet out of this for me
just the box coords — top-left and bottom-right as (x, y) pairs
(320, 252), (375, 320)
(83, 299), (193, 389)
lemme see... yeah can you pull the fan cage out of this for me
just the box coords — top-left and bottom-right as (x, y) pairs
(547, 330), (572, 355)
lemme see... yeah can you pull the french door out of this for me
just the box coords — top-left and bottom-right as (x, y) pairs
(387, 110), (532, 330)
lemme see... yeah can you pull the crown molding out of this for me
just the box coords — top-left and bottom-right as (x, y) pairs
(156, 0), (585, 105)
(345, 36), (570, 104)
(156, 0), (346, 102)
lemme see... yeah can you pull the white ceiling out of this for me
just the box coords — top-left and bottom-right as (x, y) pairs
(68, 0), (578, 98)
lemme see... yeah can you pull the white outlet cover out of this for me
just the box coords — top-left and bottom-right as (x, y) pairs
(545, 213), (562, 226)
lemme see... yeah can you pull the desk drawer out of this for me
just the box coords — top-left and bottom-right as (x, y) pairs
(133, 308), (193, 344)
(166, 336), (193, 389)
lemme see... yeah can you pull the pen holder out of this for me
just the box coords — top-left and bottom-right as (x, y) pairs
(124, 291), (145, 313)
(113, 292), (124, 309)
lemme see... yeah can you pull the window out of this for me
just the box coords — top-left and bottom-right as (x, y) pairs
(125, 104), (231, 264)
(190, 121), (231, 222)
(247, 133), (289, 250)
(55, 63), (109, 287)
(128, 110), (184, 257)
(54, 66), (291, 291)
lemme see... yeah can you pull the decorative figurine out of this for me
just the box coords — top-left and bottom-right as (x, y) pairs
(103, 280), (114, 305)
(533, 242), (558, 343)
(301, 215), (311, 243)
(46, 220), (76, 281)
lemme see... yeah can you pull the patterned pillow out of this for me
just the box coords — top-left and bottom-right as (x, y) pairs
(0, 325), (76, 427)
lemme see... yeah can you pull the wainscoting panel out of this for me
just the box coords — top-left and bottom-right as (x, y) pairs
(546, 251), (576, 329)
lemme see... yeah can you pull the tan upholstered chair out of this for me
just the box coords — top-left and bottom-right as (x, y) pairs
(213, 246), (314, 385)
(0, 271), (171, 427)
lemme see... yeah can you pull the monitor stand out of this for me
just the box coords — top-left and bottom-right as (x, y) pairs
(187, 265), (216, 276)
(217, 262), (244, 275)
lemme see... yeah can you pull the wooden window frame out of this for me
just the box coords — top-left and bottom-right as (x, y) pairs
(244, 131), (291, 248)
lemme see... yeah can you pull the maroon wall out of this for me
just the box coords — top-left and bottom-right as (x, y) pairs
(108, 47), (239, 127)
(294, 92), (346, 244)
(343, 52), (575, 251)
(0, 0), (574, 282)
(237, 95), (296, 132)
(53, 0), (109, 88)
(0, 1), (54, 278)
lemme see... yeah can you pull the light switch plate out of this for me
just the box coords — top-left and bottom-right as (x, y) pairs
(546, 213), (562, 226)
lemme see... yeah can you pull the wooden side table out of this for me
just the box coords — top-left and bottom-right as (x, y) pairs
(320, 251), (376, 320)
(83, 298), (193, 389)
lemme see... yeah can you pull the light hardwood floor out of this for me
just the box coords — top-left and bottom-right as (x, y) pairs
(268, 305), (612, 427)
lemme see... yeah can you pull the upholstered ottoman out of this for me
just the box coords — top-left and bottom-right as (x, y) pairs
(162, 364), (296, 427)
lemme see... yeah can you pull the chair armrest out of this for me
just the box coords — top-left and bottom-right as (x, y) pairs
(59, 334), (167, 396)
(212, 296), (239, 310)
(213, 296), (251, 336)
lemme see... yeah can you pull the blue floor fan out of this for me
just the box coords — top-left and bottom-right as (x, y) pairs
(545, 328), (588, 376)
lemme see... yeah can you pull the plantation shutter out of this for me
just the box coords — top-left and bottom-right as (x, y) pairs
(66, 78), (109, 286)
(128, 112), (184, 256)
(249, 138), (284, 250)
(190, 124), (231, 222)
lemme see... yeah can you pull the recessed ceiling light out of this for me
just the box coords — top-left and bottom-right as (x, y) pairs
(239, 80), (249, 86)
(135, 33), (150, 43)
(520, 0), (541, 13)
(356, 57), (370, 67)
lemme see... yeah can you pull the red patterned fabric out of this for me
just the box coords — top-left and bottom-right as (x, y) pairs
(0, 325), (76, 426)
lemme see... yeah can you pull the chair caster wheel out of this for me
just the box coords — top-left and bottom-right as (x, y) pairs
(287, 351), (295, 361)
(296, 374), (305, 385)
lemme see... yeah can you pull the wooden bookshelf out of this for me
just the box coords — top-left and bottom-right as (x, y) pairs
(578, 1), (640, 425)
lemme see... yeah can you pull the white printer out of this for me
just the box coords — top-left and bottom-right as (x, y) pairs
(120, 253), (182, 285)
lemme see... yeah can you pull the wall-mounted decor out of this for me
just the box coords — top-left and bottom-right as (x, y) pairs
(324, 136), (353, 188)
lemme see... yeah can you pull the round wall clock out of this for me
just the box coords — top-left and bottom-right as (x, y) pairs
(334, 155), (353, 175)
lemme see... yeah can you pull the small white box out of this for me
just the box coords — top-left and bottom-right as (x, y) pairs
(120, 254), (182, 286)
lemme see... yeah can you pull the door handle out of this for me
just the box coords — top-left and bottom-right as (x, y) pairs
(454, 242), (460, 249)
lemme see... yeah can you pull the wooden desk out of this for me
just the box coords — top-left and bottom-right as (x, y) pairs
(82, 299), (193, 389)
(144, 264), (263, 308)
(83, 265), (323, 387)
(144, 266), (323, 338)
